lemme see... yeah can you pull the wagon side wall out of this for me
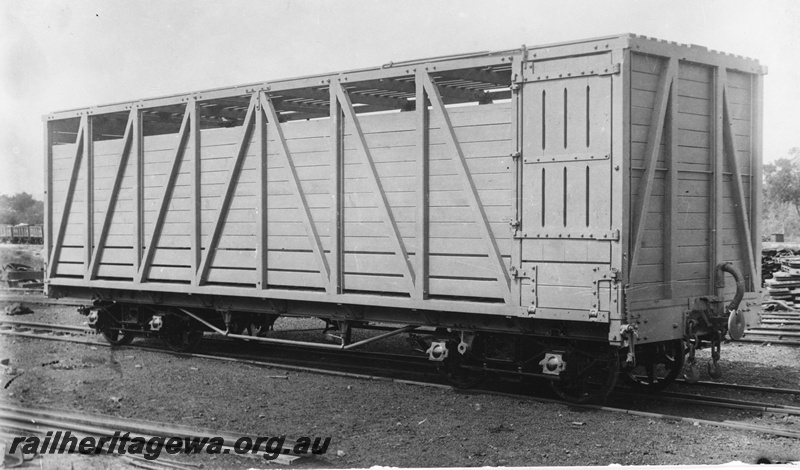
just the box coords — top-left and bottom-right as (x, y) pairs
(43, 61), (520, 317)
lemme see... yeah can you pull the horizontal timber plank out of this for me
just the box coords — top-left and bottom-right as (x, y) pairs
(428, 277), (504, 300)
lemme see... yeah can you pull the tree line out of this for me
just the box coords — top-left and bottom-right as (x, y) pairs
(0, 193), (43, 225)
(763, 148), (800, 241)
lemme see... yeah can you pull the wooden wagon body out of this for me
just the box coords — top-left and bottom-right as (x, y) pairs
(44, 34), (764, 345)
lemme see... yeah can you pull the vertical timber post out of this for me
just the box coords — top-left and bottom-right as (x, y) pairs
(256, 92), (268, 290)
(330, 83), (344, 294)
(613, 47), (631, 338)
(132, 108), (143, 275)
(510, 52), (524, 305)
(712, 66), (725, 289)
(752, 70), (764, 287)
(414, 70), (429, 300)
(43, 119), (53, 287)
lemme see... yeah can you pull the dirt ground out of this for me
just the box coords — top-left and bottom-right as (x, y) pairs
(1, 302), (799, 469)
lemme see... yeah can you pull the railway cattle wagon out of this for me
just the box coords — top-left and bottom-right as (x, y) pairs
(44, 34), (764, 402)
(11, 224), (30, 244)
(0, 225), (11, 243)
(28, 224), (44, 244)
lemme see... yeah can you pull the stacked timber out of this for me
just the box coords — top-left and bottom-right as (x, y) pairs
(764, 257), (800, 308)
(762, 247), (800, 286)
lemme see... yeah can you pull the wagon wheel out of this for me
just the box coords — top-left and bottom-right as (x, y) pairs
(161, 317), (203, 352)
(100, 327), (135, 346)
(97, 306), (134, 346)
(437, 349), (487, 389)
(625, 339), (684, 392)
(549, 347), (620, 404)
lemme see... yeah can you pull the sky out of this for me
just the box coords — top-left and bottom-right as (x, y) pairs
(1, 0), (798, 198)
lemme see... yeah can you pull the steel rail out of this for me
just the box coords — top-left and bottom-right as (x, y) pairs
(0, 292), (83, 306)
(2, 322), (800, 440)
(0, 319), (93, 334)
(672, 378), (800, 395)
(0, 403), (303, 465)
(4, 319), (800, 399)
(0, 321), (436, 381)
(617, 390), (800, 416)
(0, 319), (431, 368)
(472, 390), (800, 440)
(0, 318), (428, 364)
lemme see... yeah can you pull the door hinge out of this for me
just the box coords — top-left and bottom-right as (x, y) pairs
(509, 219), (520, 228)
(599, 63), (621, 76)
(510, 151), (521, 160)
(590, 229), (620, 241)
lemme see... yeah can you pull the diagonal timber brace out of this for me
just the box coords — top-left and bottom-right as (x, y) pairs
(420, 72), (512, 303)
(721, 76), (758, 289)
(195, 94), (258, 285)
(629, 57), (676, 276)
(331, 81), (416, 294)
(136, 104), (192, 284)
(87, 109), (137, 279)
(48, 116), (86, 275)
(260, 92), (332, 292)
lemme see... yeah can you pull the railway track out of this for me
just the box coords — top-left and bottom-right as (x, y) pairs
(6, 293), (800, 345)
(5, 291), (800, 345)
(671, 378), (800, 396)
(2, 319), (800, 443)
(0, 402), (308, 467)
(0, 319), (439, 382)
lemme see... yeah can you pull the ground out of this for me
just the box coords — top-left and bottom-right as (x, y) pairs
(1, 303), (799, 469)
